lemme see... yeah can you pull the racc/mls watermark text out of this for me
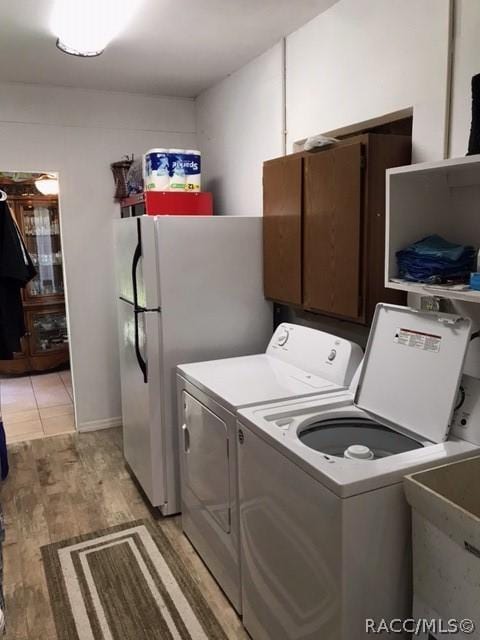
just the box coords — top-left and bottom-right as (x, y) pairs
(366, 618), (475, 635)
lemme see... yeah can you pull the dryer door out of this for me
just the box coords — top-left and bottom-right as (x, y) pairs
(182, 392), (231, 533)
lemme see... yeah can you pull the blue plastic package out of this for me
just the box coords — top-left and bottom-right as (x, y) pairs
(470, 273), (480, 291)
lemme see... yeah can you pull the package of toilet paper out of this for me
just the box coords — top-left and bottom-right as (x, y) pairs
(143, 149), (170, 191)
(184, 150), (201, 191)
(143, 148), (202, 192)
(169, 149), (186, 191)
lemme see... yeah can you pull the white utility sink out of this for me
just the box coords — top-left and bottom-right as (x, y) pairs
(404, 456), (480, 639)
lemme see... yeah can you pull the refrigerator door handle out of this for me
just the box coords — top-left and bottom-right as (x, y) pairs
(134, 307), (148, 384)
(132, 219), (147, 383)
(131, 218), (142, 310)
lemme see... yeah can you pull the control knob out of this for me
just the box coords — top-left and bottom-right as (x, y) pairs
(277, 329), (290, 347)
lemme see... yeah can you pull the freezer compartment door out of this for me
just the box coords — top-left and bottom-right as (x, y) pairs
(182, 392), (231, 533)
(114, 216), (159, 309)
(117, 298), (165, 506)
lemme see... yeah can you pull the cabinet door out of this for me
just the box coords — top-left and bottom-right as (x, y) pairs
(303, 143), (363, 320)
(263, 155), (303, 305)
(27, 306), (68, 356)
(17, 199), (64, 303)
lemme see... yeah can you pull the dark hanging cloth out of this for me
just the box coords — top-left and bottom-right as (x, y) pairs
(0, 422), (7, 480)
(467, 73), (480, 156)
(0, 200), (36, 360)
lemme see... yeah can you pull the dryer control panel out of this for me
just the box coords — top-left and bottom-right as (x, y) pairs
(267, 323), (363, 387)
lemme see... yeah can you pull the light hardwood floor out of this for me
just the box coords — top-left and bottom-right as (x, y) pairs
(1, 428), (248, 640)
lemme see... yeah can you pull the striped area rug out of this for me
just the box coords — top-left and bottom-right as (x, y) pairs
(41, 519), (228, 640)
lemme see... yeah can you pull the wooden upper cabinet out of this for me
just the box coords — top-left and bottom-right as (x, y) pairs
(263, 155), (303, 305)
(303, 143), (363, 320)
(262, 134), (410, 324)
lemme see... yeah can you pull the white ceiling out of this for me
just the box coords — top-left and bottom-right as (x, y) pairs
(0, 0), (337, 98)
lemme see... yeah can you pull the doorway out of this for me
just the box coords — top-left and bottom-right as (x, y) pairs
(0, 171), (75, 443)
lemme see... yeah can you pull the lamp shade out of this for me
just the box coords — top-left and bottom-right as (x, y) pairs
(35, 176), (59, 196)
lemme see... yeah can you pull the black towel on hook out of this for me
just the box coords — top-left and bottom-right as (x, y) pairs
(0, 200), (36, 359)
(467, 73), (480, 155)
(0, 418), (8, 479)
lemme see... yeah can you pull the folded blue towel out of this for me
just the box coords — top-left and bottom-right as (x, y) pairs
(397, 235), (476, 284)
(401, 234), (469, 261)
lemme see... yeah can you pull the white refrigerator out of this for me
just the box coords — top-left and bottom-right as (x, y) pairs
(115, 215), (272, 515)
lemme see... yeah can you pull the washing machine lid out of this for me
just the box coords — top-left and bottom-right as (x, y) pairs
(354, 304), (472, 444)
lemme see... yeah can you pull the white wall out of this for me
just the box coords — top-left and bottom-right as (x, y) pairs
(449, 0), (480, 158)
(193, 0), (457, 346)
(286, 0), (451, 163)
(0, 82), (196, 430)
(446, 0), (480, 345)
(196, 0), (453, 216)
(196, 43), (284, 215)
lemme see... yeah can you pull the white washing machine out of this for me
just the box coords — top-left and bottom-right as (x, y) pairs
(236, 305), (480, 640)
(176, 323), (363, 613)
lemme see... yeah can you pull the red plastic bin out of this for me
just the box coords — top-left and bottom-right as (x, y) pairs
(120, 191), (213, 216)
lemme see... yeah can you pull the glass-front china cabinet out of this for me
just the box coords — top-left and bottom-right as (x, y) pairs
(20, 200), (65, 301)
(0, 178), (69, 374)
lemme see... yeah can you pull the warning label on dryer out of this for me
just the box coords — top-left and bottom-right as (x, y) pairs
(394, 328), (442, 352)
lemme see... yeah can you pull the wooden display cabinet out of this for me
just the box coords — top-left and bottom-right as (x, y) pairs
(263, 134), (411, 325)
(0, 194), (69, 375)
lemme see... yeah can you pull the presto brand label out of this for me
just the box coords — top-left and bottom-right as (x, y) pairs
(394, 328), (442, 352)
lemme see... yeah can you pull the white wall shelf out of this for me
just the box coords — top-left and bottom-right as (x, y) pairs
(388, 280), (480, 304)
(386, 154), (480, 302)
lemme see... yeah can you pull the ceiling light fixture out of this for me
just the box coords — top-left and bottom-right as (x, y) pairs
(35, 175), (60, 196)
(51, 0), (143, 58)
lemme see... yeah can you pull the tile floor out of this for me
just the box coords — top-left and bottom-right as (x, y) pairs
(0, 370), (74, 444)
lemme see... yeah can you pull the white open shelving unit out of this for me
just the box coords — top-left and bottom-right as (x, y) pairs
(386, 154), (480, 303)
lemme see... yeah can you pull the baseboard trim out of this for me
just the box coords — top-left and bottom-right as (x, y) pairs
(77, 417), (122, 432)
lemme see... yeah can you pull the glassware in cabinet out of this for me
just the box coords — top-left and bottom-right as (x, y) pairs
(19, 200), (64, 301)
(29, 309), (69, 355)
